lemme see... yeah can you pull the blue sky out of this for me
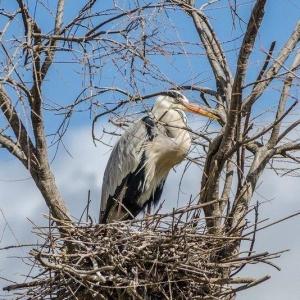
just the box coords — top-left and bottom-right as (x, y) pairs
(0, 0), (300, 299)
(1, 0), (299, 139)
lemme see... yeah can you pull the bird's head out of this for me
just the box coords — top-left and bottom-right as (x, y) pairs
(153, 90), (219, 120)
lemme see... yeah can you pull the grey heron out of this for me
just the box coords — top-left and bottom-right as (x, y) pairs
(100, 91), (218, 223)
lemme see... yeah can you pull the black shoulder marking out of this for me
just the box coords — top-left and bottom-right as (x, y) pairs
(141, 116), (156, 141)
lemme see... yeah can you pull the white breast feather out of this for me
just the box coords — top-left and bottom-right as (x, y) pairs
(137, 130), (191, 207)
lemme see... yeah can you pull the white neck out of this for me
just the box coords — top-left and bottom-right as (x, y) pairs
(153, 109), (191, 150)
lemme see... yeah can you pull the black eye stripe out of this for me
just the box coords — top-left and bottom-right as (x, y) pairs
(167, 90), (183, 101)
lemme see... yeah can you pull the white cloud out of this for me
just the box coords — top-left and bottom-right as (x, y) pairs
(238, 170), (300, 300)
(0, 127), (300, 299)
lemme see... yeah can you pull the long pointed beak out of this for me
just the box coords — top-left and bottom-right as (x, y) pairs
(182, 102), (219, 120)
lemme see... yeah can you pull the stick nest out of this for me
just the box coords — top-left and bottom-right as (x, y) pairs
(4, 210), (278, 299)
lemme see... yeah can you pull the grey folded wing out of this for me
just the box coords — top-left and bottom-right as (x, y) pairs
(99, 117), (157, 222)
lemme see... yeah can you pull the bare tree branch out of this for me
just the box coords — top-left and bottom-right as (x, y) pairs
(245, 100), (297, 144)
(254, 41), (276, 86)
(220, 160), (234, 214)
(227, 147), (273, 231)
(0, 86), (36, 160)
(177, 0), (233, 107)
(243, 22), (300, 112)
(0, 133), (27, 163)
(268, 50), (300, 147)
(196, 0), (267, 233)
(54, 0), (64, 35)
(224, 0), (266, 151)
(276, 142), (300, 153)
(277, 119), (300, 143)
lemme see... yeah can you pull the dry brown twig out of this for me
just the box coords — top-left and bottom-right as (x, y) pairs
(3, 209), (290, 300)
